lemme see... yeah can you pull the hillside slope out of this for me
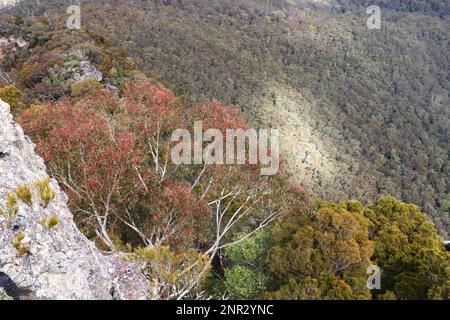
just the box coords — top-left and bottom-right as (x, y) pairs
(0, 0), (449, 234)
(0, 99), (148, 299)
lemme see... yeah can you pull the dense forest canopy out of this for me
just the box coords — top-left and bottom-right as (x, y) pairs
(0, 0), (449, 300)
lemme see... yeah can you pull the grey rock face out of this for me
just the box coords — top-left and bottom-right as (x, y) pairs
(0, 99), (148, 300)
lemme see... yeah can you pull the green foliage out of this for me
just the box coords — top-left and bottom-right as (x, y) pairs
(43, 64), (71, 88)
(3, 180), (57, 232)
(38, 214), (59, 230)
(6, 192), (17, 209)
(0, 193), (18, 227)
(266, 275), (361, 300)
(266, 201), (373, 300)
(365, 197), (450, 300)
(70, 79), (103, 98)
(0, 85), (26, 114)
(2, 1), (448, 236)
(376, 291), (397, 300)
(223, 266), (265, 300)
(1, 1), (448, 301)
(262, 198), (450, 300)
(224, 231), (273, 267)
(28, 0), (445, 236)
(47, 215), (59, 229)
(15, 185), (32, 207)
(213, 231), (273, 299)
(128, 245), (211, 300)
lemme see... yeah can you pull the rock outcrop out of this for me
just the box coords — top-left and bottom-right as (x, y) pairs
(0, 0), (20, 9)
(0, 99), (148, 300)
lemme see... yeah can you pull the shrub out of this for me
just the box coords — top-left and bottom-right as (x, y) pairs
(47, 215), (59, 229)
(38, 214), (59, 230)
(15, 185), (32, 206)
(223, 266), (265, 300)
(0, 193), (18, 227)
(128, 245), (211, 300)
(0, 287), (12, 300)
(266, 201), (374, 300)
(70, 79), (103, 98)
(366, 197), (450, 300)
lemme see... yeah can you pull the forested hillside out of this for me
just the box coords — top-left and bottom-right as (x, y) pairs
(0, 0), (449, 300)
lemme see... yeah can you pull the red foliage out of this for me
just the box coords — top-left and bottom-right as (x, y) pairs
(19, 81), (304, 251)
